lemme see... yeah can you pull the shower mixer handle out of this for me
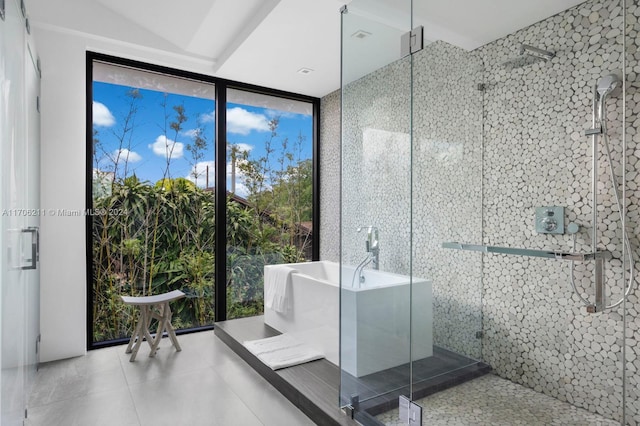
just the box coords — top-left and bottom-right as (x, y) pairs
(540, 215), (558, 232)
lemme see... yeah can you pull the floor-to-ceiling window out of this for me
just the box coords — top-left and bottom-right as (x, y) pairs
(225, 89), (315, 319)
(87, 53), (319, 348)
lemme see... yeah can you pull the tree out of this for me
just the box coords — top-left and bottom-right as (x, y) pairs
(185, 118), (209, 187)
(92, 88), (312, 339)
(236, 124), (312, 259)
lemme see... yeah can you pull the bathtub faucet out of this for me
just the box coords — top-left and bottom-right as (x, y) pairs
(357, 226), (379, 270)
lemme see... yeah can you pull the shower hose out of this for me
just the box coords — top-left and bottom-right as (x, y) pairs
(569, 115), (636, 311)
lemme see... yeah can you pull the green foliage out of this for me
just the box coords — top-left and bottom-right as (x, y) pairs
(92, 177), (216, 340)
(231, 125), (313, 263)
(92, 97), (313, 341)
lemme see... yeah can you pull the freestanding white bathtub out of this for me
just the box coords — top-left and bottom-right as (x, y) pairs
(264, 261), (433, 377)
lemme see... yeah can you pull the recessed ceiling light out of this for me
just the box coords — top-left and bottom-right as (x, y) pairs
(297, 67), (314, 75)
(351, 30), (372, 39)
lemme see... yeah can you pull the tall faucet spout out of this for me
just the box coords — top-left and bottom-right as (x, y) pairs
(357, 226), (379, 269)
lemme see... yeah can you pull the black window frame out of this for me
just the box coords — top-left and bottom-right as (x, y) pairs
(86, 51), (320, 350)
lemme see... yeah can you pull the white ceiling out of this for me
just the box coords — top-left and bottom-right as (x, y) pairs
(27, 0), (587, 98)
(342, 0), (586, 84)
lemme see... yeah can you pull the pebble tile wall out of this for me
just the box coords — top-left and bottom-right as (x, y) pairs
(321, 0), (640, 423)
(319, 90), (341, 263)
(478, 1), (638, 423)
(411, 41), (484, 360)
(340, 59), (412, 274)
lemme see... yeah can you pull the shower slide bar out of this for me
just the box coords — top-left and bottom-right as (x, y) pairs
(442, 242), (611, 262)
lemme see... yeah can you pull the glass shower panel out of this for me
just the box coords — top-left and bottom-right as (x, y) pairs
(400, 0), (630, 425)
(340, 0), (634, 424)
(476, 2), (628, 424)
(624, 2), (638, 424)
(1, 1), (27, 421)
(1, 0), (40, 423)
(23, 34), (41, 413)
(408, 19), (486, 408)
(339, 0), (412, 422)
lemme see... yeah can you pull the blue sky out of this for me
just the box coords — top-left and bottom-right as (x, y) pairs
(92, 82), (313, 197)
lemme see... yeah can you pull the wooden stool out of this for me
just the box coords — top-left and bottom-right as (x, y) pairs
(120, 290), (185, 362)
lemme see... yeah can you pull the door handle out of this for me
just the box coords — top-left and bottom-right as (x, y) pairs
(20, 227), (39, 270)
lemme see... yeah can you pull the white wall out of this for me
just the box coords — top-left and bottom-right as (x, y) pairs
(34, 25), (225, 362)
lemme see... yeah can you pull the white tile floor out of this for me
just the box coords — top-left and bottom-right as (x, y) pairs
(26, 331), (316, 426)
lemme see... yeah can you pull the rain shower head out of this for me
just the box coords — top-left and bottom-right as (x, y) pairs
(502, 44), (555, 69)
(596, 74), (620, 99)
(519, 44), (555, 61)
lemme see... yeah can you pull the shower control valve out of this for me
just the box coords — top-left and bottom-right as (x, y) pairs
(541, 212), (557, 232)
(535, 206), (565, 234)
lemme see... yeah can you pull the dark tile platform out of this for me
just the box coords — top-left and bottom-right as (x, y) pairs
(215, 316), (491, 426)
(346, 347), (492, 417)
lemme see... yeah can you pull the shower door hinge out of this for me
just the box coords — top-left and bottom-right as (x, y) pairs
(343, 405), (355, 419)
(399, 396), (422, 426)
(477, 83), (486, 91)
(342, 394), (359, 419)
(401, 26), (424, 57)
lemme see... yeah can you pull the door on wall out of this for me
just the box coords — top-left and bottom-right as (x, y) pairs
(23, 29), (42, 417)
(0, 0), (41, 424)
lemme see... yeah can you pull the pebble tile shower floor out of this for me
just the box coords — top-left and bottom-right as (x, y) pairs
(376, 374), (618, 426)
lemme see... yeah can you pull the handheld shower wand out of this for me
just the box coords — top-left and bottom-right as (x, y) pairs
(575, 73), (634, 313)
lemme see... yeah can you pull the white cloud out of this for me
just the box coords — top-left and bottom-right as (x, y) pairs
(227, 107), (269, 135)
(228, 143), (254, 153)
(264, 108), (300, 119)
(230, 182), (249, 199)
(186, 160), (215, 188)
(182, 128), (202, 138)
(110, 148), (142, 164)
(149, 135), (184, 159)
(200, 110), (215, 123)
(93, 101), (115, 127)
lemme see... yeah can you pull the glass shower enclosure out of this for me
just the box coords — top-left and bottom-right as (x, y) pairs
(339, 0), (416, 420)
(340, 0), (637, 424)
(1, 0), (41, 424)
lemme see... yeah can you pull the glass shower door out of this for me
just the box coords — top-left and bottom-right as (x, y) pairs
(341, 0), (634, 425)
(407, 5), (486, 420)
(1, 1), (27, 422)
(1, 0), (41, 424)
(23, 32), (41, 409)
(339, 1), (413, 423)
